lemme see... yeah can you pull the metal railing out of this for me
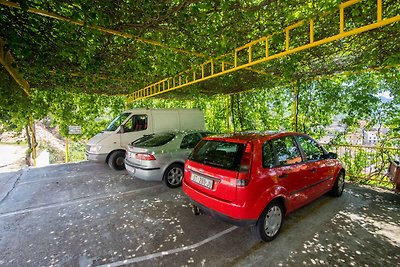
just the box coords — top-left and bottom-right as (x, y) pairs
(126, 0), (400, 102)
(324, 144), (400, 188)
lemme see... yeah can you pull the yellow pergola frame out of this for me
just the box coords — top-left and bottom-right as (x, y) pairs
(0, 38), (37, 166)
(0, 0), (205, 58)
(1, 0), (398, 138)
(126, 0), (399, 103)
(0, 0), (269, 82)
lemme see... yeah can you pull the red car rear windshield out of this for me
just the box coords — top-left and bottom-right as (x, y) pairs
(189, 140), (245, 171)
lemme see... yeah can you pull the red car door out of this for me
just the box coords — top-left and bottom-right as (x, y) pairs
(295, 135), (336, 197)
(268, 136), (314, 211)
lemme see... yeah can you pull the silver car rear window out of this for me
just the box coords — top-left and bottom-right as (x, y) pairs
(134, 133), (175, 147)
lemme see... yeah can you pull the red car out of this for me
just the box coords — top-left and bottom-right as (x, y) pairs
(183, 132), (345, 242)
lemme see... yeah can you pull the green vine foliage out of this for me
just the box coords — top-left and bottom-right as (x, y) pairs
(1, 0), (399, 96)
(324, 144), (399, 188)
(34, 90), (126, 139)
(0, 0), (399, 182)
(124, 69), (400, 142)
(0, 68), (31, 132)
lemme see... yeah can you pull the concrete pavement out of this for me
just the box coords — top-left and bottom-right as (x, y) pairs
(0, 161), (399, 266)
(0, 144), (26, 172)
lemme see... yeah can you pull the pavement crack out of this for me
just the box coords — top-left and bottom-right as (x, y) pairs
(0, 169), (25, 204)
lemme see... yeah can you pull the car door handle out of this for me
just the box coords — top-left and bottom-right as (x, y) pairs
(278, 173), (288, 178)
(310, 168), (317, 173)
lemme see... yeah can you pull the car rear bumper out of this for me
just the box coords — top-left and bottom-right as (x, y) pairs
(189, 198), (257, 227)
(86, 151), (108, 163)
(125, 160), (162, 181)
(183, 180), (257, 226)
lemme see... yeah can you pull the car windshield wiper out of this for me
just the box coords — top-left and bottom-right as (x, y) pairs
(203, 160), (225, 168)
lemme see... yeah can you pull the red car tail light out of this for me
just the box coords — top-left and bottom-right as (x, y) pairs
(237, 142), (253, 187)
(135, 153), (156, 160)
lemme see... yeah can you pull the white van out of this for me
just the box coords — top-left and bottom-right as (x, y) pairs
(86, 108), (205, 170)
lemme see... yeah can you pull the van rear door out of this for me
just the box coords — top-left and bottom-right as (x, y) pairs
(178, 109), (205, 130)
(185, 139), (246, 202)
(151, 110), (180, 132)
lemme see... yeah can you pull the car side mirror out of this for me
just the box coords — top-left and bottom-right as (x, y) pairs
(324, 152), (338, 159)
(119, 126), (125, 134)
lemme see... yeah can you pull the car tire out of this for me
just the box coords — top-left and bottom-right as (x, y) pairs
(252, 200), (284, 242)
(163, 163), (184, 188)
(108, 151), (126, 171)
(330, 171), (345, 197)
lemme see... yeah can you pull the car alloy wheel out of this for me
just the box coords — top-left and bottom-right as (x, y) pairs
(164, 163), (184, 188)
(264, 205), (283, 237)
(252, 201), (284, 242)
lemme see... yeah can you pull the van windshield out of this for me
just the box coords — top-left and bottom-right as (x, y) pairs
(189, 140), (245, 171)
(105, 112), (131, 131)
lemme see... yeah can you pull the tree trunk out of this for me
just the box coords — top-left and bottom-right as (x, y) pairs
(25, 124), (33, 166)
(236, 94), (244, 131)
(230, 95), (236, 132)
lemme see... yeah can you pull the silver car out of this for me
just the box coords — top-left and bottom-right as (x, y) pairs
(125, 130), (211, 188)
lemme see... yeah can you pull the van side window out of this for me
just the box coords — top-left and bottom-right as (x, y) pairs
(180, 133), (202, 149)
(262, 141), (275, 168)
(272, 136), (302, 166)
(124, 115), (148, 132)
(296, 136), (324, 161)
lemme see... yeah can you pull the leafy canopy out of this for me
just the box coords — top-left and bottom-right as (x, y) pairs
(0, 0), (399, 142)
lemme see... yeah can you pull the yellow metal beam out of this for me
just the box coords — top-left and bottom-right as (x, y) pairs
(65, 138), (69, 163)
(0, 0), (205, 58)
(127, 0), (400, 103)
(0, 38), (30, 95)
(309, 19), (314, 44)
(377, 0), (382, 22)
(339, 1), (362, 33)
(0, 38), (39, 166)
(1, 0), (270, 80)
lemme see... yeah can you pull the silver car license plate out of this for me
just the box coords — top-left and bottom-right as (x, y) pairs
(191, 173), (213, 189)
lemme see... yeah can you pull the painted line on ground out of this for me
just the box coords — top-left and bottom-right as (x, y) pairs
(18, 174), (131, 185)
(97, 226), (239, 267)
(0, 184), (164, 219)
(17, 168), (132, 185)
(18, 176), (75, 185)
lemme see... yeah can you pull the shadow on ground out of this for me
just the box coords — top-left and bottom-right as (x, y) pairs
(0, 162), (399, 266)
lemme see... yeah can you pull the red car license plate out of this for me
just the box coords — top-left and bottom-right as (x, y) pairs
(191, 173), (213, 189)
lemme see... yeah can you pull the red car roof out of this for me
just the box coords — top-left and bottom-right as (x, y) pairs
(204, 131), (306, 143)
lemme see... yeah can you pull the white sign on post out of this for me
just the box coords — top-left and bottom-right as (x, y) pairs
(68, 126), (82, 135)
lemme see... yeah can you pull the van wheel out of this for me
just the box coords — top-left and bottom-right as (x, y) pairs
(108, 151), (126, 171)
(330, 171), (345, 197)
(164, 163), (184, 188)
(252, 200), (284, 242)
